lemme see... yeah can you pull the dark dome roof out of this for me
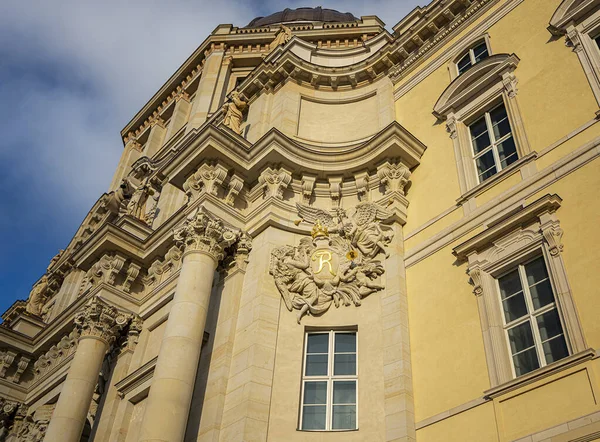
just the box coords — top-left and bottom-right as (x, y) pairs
(246, 7), (358, 28)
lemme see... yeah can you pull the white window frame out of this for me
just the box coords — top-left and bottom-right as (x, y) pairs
(299, 330), (358, 432)
(468, 101), (518, 184)
(456, 40), (490, 75)
(495, 255), (570, 378)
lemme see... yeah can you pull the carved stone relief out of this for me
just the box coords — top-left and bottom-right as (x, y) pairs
(258, 167), (292, 200)
(74, 297), (131, 345)
(33, 329), (80, 381)
(183, 163), (228, 201)
(377, 161), (411, 195)
(173, 207), (240, 262)
(25, 276), (49, 317)
(79, 253), (142, 295)
(271, 202), (393, 323)
(142, 245), (183, 290)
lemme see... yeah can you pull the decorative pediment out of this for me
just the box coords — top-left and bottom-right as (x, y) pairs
(433, 54), (520, 119)
(548, 0), (599, 35)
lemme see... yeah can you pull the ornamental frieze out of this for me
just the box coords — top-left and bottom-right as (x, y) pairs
(270, 202), (393, 323)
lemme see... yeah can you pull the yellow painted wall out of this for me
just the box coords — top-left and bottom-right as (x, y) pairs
(406, 243), (490, 421)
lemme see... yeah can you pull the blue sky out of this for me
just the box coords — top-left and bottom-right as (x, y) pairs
(0, 0), (422, 314)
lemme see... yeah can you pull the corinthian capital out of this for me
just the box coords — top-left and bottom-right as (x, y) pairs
(173, 207), (239, 262)
(74, 298), (130, 345)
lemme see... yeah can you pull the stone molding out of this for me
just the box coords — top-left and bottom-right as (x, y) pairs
(173, 206), (240, 262)
(142, 245), (183, 289)
(453, 194), (587, 386)
(33, 329), (79, 381)
(74, 297), (131, 345)
(433, 53), (521, 119)
(548, 0), (600, 106)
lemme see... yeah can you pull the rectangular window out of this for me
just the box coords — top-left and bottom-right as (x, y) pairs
(469, 102), (518, 183)
(497, 256), (569, 377)
(300, 331), (357, 431)
(457, 41), (490, 75)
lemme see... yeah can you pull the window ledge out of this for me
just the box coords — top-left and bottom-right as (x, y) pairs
(456, 151), (537, 205)
(483, 348), (596, 399)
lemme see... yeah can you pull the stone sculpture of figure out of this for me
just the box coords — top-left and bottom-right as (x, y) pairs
(222, 91), (248, 134)
(25, 276), (49, 317)
(269, 24), (293, 50)
(271, 202), (394, 323)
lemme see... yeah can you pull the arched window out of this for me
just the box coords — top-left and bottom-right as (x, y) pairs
(456, 39), (490, 75)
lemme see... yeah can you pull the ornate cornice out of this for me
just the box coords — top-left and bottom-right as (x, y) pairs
(74, 298), (131, 345)
(173, 207), (240, 262)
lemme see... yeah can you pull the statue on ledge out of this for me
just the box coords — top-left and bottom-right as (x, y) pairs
(25, 276), (49, 317)
(222, 91), (248, 134)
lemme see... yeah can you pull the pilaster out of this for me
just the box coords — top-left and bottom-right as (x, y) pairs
(188, 49), (226, 131)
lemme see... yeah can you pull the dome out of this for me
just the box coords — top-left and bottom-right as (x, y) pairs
(246, 7), (358, 28)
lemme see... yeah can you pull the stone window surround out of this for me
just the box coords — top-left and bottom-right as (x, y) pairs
(453, 194), (586, 388)
(549, 0), (600, 107)
(434, 53), (531, 196)
(299, 328), (359, 433)
(448, 33), (493, 80)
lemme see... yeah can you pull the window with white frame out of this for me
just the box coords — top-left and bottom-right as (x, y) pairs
(300, 330), (357, 431)
(456, 40), (490, 75)
(469, 102), (518, 183)
(497, 255), (569, 377)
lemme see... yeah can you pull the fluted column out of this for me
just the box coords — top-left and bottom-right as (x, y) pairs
(45, 298), (130, 442)
(138, 207), (240, 442)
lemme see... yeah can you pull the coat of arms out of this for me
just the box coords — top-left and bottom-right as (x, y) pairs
(270, 202), (394, 323)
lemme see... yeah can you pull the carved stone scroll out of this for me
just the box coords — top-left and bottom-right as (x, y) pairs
(377, 161), (411, 195)
(258, 167), (292, 200)
(0, 351), (17, 378)
(183, 163), (229, 201)
(225, 174), (244, 206)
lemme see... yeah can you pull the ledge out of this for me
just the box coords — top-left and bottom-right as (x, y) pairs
(456, 151), (537, 205)
(484, 348), (596, 399)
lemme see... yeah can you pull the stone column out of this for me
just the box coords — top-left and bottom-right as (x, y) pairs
(138, 207), (240, 442)
(44, 298), (130, 442)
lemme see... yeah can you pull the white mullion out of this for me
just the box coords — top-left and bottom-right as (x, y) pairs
(485, 111), (503, 173)
(327, 331), (333, 430)
(469, 48), (476, 66)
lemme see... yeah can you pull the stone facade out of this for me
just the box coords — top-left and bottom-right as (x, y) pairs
(2, 1), (600, 441)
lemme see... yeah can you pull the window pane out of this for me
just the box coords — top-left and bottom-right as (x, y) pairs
(476, 151), (497, 182)
(497, 136), (518, 169)
(305, 354), (328, 376)
(307, 333), (328, 354)
(333, 381), (356, 404)
(470, 117), (491, 154)
(513, 347), (540, 376)
(473, 42), (489, 63)
(490, 104), (510, 138)
(499, 269), (523, 299)
(335, 333), (356, 353)
(334, 354), (356, 376)
(502, 293), (528, 323)
(525, 258), (555, 309)
(542, 335), (569, 364)
(302, 406), (326, 430)
(303, 381), (327, 404)
(507, 322), (535, 354)
(332, 405), (356, 430)
(457, 52), (472, 74)
(525, 257), (549, 286)
(536, 309), (564, 341)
